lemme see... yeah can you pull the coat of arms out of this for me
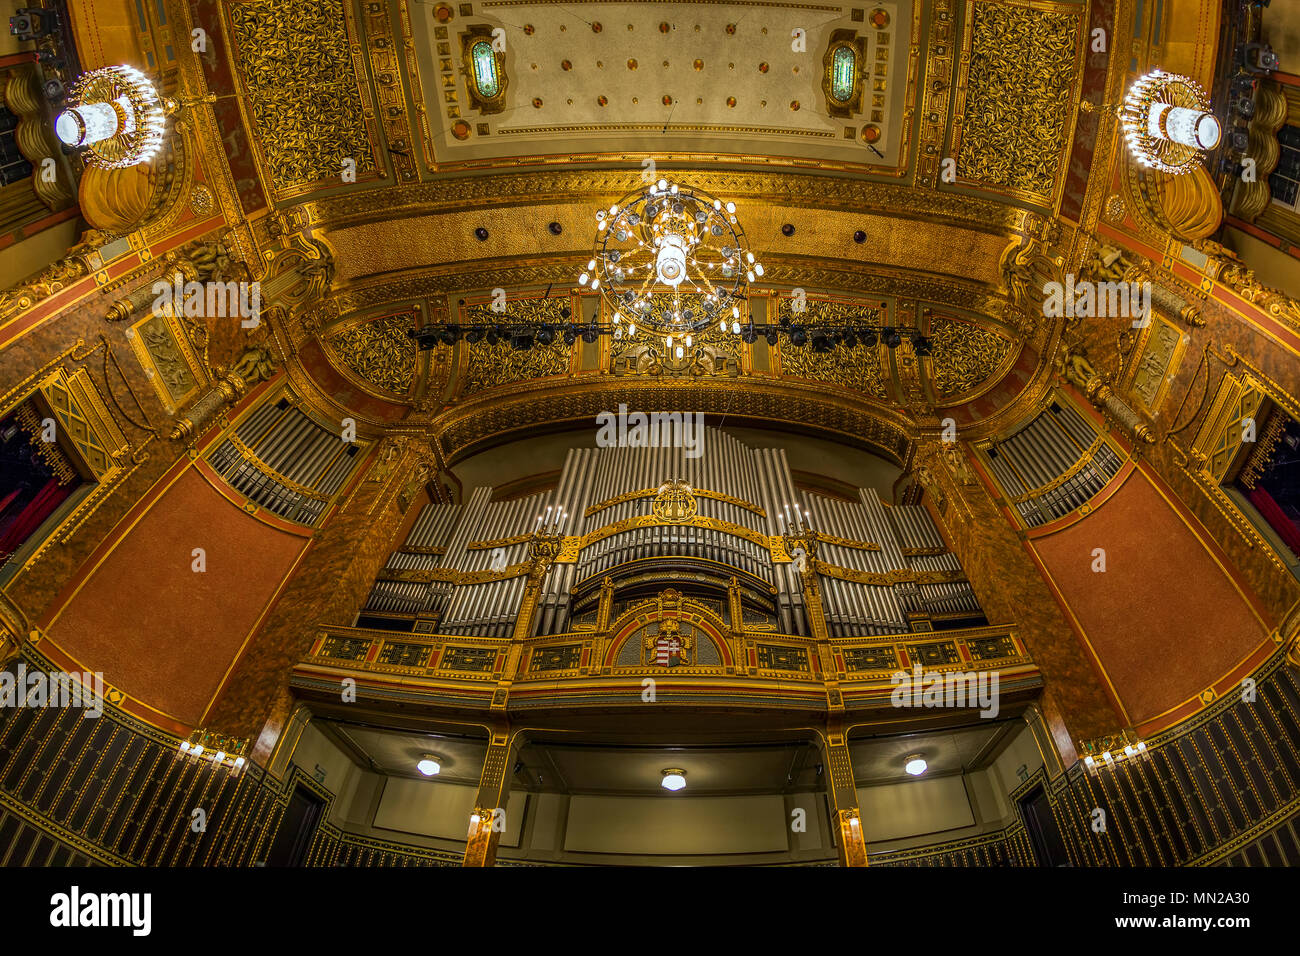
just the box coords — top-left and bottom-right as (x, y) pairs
(652, 478), (697, 522)
(645, 618), (693, 667)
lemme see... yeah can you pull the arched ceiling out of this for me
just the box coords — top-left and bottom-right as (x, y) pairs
(202, 0), (1112, 457)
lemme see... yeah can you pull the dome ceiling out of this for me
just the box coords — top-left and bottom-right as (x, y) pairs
(205, 0), (1108, 456)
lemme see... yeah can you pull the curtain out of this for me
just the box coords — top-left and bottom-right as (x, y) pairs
(1248, 485), (1300, 556)
(0, 479), (71, 560)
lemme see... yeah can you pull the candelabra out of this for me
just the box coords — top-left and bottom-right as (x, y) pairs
(527, 506), (568, 576)
(778, 502), (819, 571)
(1079, 729), (1148, 771)
(581, 179), (763, 340)
(177, 729), (248, 772)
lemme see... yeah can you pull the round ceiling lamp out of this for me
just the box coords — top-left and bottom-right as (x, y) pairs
(417, 754), (442, 776)
(904, 754), (927, 776)
(55, 65), (169, 168)
(1119, 69), (1220, 175)
(580, 179), (764, 338)
(660, 768), (687, 791)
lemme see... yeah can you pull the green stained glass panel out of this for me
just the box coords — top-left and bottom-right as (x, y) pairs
(472, 41), (499, 98)
(831, 46), (856, 102)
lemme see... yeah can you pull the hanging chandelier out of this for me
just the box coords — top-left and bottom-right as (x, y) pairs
(579, 179), (765, 338)
(54, 65), (169, 168)
(1119, 70), (1221, 175)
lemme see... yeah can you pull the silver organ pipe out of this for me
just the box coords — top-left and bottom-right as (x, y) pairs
(208, 400), (363, 525)
(982, 400), (1121, 527)
(356, 426), (988, 638)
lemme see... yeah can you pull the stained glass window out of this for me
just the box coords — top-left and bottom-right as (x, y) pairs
(830, 45), (857, 103)
(471, 41), (500, 99)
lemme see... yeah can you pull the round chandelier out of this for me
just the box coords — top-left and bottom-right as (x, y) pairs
(579, 179), (764, 338)
(55, 65), (168, 168)
(1119, 69), (1221, 175)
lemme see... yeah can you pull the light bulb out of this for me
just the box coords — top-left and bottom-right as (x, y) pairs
(904, 756), (927, 776)
(417, 757), (441, 776)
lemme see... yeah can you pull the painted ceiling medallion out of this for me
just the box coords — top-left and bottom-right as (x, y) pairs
(579, 180), (764, 339)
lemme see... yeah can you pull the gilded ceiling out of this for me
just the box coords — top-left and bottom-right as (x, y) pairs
(203, 0), (1105, 457)
(411, 0), (914, 171)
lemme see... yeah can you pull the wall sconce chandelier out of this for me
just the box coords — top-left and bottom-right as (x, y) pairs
(177, 729), (248, 772)
(1119, 69), (1221, 174)
(55, 65), (169, 168)
(580, 180), (764, 339)
(1080, 729), (1148, 771)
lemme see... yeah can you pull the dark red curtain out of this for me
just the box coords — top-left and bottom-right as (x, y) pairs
(1248, 485), (1300, 556)
(0, 479), (70, 559)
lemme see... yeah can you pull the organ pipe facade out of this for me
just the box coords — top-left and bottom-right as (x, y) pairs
(359, 428), (985, 639)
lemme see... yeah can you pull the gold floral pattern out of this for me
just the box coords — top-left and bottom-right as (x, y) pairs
(958, 2), (1078, 200)
(229, 0), (376, 193)
(327, 313), (417, 395)
(928, 318), (1013, 397)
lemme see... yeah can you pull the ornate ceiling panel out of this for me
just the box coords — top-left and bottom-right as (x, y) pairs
(226, 0), (379, 197)
(927, 316), (1015, 399)
(458, 296), (575, 395)
(951, 0), (1082, 205)
(319, 201), (1014, 287)
(324, 311), (419, 396)
(410, 0), (917, 172)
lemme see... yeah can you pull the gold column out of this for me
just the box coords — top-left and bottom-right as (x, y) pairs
(493, 532), (563, 710)
(463, 728), (521, 867)
(821, 724), (868, 867)
(782, 529), (843, 712)
(596, 576), (615, 631)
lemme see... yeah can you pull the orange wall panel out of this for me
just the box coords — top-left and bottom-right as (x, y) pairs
(45, 468), (308, 725)
(1031, 471), (1268, 725)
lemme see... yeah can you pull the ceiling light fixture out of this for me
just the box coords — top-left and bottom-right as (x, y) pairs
(1119, 70), (1220, 174)
(55, 65), (169, 168)
(661, 768), (687, 791)
(583, 180), (763, 338)
(417, 755), (442, 776)
(904, 754), (927, 776)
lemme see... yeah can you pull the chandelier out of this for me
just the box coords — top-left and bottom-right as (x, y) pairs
(1119, 70), (1221, 174)
(55, 65), (169, 168)
(579, 179), (764, 338)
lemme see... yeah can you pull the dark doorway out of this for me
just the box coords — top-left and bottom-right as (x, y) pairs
(1018, 785), (1070, 866)
(265, 785), (324, 867)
